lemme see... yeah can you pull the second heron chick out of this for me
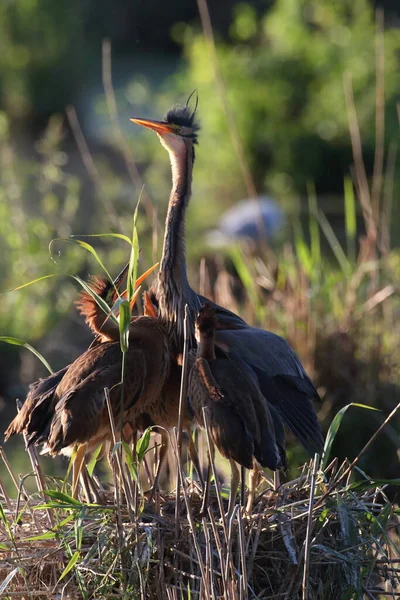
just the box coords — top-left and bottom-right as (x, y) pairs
(189, 304), (285, 516)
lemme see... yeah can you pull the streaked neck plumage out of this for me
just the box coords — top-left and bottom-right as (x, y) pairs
(156, 139), (199, 347)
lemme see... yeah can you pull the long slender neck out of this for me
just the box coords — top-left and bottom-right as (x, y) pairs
(157, 142), (199, 344)
(159, 145), (192, 283)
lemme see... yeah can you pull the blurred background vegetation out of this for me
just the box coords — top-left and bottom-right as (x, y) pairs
(1, 0), (399, 488)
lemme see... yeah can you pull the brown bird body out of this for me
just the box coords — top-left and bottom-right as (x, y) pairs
(44, 316), (170, 456)
(76, 278), (196, 488)
(5, 272), (172, 498)
(189, 304), (283, 515)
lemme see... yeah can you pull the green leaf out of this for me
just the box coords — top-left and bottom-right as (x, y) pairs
(0, 567), (20, 595)
(321, 403), (380, 470)
(86, 444), (103, 477)
(0, 502), (7, 527)
(136, 427), (152, 462)
(118, 299), (131, 353)
(307, 182), (321, 268)
(24, 514), (75, 540)
(58, 550), (80, 582)
(75, 513), (84, 551)
(293, 220), (313, 278)
(0, 337), (53, 374)
(0, 542), (9, 550)
(127, 193), (142, 301)
(344, 177), (356, 262)
(49, 237), (114, 283)
(71, 233), (132, 245)
(348, 478), (400, 491)
(1, 273), (57, 294)
(317, 208), (352, 276)
(24, 530), (57, 541)
(122, 441), (138, 482)
(45, 490), (83, 506)
(72, 275), (119, 326)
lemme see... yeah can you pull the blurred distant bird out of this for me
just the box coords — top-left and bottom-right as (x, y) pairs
(189, 304), (284, 515)
(130, 96), (324, 465)
(206, 196), (285, 248)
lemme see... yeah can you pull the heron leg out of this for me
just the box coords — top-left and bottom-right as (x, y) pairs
(148, 430), (169, 502)
(188, 432), (204, 489)
(80, 466), (101, 504)
(199, 442), (214, 517)
(227, 459), (240, 519)
(241, 466), (246, 507)
(246, 461), (260, 515)
(72, 444), (87, 500)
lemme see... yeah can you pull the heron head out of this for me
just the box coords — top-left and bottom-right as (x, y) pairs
(130, 92), (200, 159)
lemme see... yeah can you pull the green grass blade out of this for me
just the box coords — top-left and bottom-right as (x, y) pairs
(127, 192), (142, 301)
(118, 299), (131, 353)
(49, 238), (114, 282)
(24, 530), (57, 541)
(0, 337), (53, 374)
(344, 177), (356, 263)
(71, 233), (132, 245)
(1, 274), (57, 295)
(317, 209), (352, 276)
(122, 441), (138, 482)
(72, 275), (118, 326)
(229, 244), (263, 319)
(348, 478), (400, 491)
(136, 427), (152, 462)
(0, 567), (20, 595)
(58, 550), (80, 582)
(307, 182), (321, 268)
(45, 490), (83, 505)
(86, 444), (103, 477)
(293, 220), (313, 279)
(321, 403), (380, 470)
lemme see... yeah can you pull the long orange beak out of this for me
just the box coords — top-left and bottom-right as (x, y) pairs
(130, 117), (175, 135)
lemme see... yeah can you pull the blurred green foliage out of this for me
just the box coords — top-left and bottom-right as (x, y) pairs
(0, 113), (86, 340)
(126, 0), (399, 216)
(0, 0), (83, 119)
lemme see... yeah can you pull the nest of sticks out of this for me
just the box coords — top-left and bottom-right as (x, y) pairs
(1, 440), (399, 600)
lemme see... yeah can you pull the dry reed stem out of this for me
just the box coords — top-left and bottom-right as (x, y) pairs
(104, 386), (135, 521)
(302, 453), (320, 600)
(101, 39), (154, 222)
(371, 9), (385, 220)
(15, 399), (54, 529)
(65, 105), (121, 230)
(344, 72), (377, 261)
(175, 305), (190, 534)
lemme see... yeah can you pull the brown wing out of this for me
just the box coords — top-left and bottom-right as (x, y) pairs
(47, 344), (147, 454)
(4, 366), (69, 442)
(188, 357), (254, 469)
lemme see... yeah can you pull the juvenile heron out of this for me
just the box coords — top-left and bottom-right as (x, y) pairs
(189, 304), (284, 515)
(5, 274), (171, 499)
